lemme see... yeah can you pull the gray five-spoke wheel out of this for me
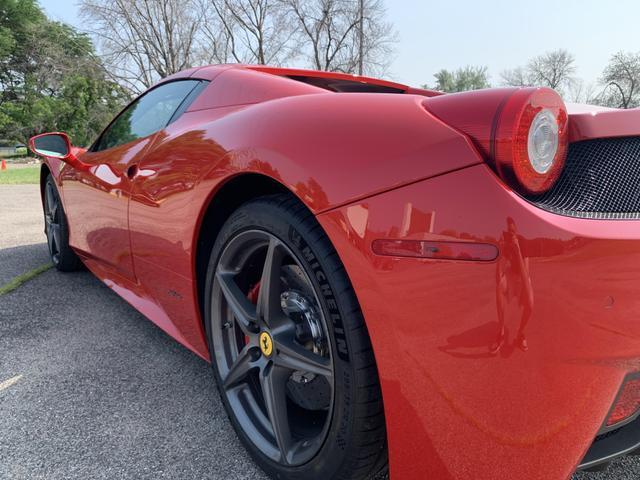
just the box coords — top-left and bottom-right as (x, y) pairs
(44, 181), (62, 265)
(211, 230), (334, 466)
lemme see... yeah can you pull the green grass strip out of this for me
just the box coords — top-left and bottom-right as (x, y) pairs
(0, 166), (40, 184)
(0, 263), (53, 296)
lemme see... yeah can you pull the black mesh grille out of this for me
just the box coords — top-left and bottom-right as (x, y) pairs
(528, 137), (640, 219)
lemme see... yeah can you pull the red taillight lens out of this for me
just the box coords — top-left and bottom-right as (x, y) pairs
(423, 87), (569, 195)
(494, 88), (569, 194)
(605, 376), (640, 428)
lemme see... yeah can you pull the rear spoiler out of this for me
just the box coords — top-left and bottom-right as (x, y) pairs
(567, 104), (640, 142)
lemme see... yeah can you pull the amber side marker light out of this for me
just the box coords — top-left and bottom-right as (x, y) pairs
(371, 239), (498, 262)
(604, 375), (640, 430)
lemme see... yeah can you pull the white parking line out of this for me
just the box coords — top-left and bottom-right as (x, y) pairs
(0, 374), (23, 391)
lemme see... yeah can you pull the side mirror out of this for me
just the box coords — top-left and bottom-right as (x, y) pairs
(29, 132), (88, 170)
(30, 132), (72, 159)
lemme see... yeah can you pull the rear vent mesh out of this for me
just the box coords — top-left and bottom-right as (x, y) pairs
(527, 137), (640, 219)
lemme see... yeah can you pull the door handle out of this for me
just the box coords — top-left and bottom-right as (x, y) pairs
(126, 164), (138, 179)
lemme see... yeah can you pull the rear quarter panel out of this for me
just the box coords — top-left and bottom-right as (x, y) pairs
(127, 91), (483, 358)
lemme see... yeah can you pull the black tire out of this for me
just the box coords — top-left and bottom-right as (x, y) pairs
(204, 194), (387, 480)
(43, 175), (82, 272)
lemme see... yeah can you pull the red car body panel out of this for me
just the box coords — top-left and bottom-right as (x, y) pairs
(40, 65), (640, 479)
(567, 104), (640, 142)
(318, 164), (640, 479)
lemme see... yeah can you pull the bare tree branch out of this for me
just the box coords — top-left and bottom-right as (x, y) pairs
(80, 0), (204, 93)
(203, 0), (299, 66)
(500, 49), (575, 95)
(80, 0), (399, 93)
(597, 51), (640, 108)
(283, 0), (396, 76)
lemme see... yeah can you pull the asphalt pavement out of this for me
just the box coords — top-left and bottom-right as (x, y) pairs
(0, 185), (51, 285)
(0, 184), (638, 479)
(0, 185), (268, 480)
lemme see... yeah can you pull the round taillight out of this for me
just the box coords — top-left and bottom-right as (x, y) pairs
(494, 88), (569, 195)
(528, 109), (559, 173)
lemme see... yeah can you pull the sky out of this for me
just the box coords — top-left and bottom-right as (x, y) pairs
(40, 0), (640, 89)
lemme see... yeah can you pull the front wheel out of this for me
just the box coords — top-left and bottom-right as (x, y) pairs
(204, 195), (387, 480)
(43, 175), (81, 271)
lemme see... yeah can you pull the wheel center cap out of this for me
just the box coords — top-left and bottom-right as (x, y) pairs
(259, 331), (274, 357)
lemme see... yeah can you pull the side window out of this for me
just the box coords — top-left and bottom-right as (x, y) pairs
(94, 80), (202, 152)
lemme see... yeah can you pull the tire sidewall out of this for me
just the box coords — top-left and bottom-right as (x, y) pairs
(204, 201), (359, 480)
(45, 175), (80, 271)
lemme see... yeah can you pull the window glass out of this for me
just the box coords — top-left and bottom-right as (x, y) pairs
(95, 80), (200, 151)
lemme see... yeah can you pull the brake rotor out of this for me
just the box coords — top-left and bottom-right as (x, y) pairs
(280, 265), (331, 411)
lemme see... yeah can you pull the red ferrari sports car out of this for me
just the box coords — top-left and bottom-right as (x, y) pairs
(30, 64), (640, 480)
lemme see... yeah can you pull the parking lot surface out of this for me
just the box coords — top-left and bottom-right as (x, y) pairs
(0, 184), (638, 479)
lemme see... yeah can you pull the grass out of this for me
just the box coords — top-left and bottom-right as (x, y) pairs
(0, 263), (53, 296)
(0, 165), (40, 184)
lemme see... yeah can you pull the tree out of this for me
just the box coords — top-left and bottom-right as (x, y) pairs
(0, 0), (46, 103)
(501, 49), (575, 94)
(0, 0), (128, 146)
(430, 65), (490, 93)
(204, 0), (298, 66)
(566, 79), (597, 104)
(500, 66), (530, 88)
(528, 49), (575, 91)
(80, 0), (398, 84)
(598, 51), (640, 109)
(284, 0), (360, 73)
(228, 0), (400, 76)
(80, 0), (203, 93)
(349, 0), (396, 76)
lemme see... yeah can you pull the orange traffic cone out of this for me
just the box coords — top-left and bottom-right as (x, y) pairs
(0, 159), (5, 170)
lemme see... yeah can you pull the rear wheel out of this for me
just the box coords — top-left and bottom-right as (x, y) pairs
(44, 175), (81, 271)
(204, 194), (387, 480)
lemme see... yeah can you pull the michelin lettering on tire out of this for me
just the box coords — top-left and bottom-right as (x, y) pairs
(289, 225), (350, 362)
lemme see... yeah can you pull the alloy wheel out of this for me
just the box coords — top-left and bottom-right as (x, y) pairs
(44, 181), (61, 265)
(211, 230), (335, 466)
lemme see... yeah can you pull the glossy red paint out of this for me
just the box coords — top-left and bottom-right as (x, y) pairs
(63, 137), (153, 281)
(606, 375), (640, 428)
(424, 87), (569, 194)
(33, 64), (640, 479)
(371, 238), (499, 261)
(566, 103), (640, 142)
(318, 163), (640, 479)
